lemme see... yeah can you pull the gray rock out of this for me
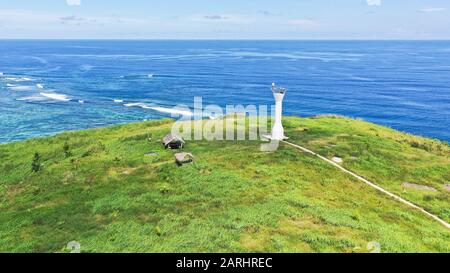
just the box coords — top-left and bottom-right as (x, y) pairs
(175, 152), (194, 166)
(402, 182), (438, 192)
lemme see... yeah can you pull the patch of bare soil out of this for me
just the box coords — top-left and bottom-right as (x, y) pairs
(402, 182), (438, 192)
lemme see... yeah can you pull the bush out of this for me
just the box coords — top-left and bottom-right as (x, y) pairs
(82, 142), (107, 157)
(31, 153), (41, 172)
(155, 226), (162, 236)
(63, 143), (72, 158)
(423, 195), (434, 202)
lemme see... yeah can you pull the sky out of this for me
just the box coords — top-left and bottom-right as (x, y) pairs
(0, 0), (449, 39)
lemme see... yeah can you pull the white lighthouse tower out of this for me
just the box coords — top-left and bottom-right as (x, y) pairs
(270, 83), (288, 140)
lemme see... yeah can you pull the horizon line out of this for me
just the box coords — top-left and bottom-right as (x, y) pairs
(1, 38), (450, 41)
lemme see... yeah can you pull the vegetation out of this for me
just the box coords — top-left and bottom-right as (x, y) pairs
(0, 116), (449, 253)
(286, 116), (450, 223)
(31, 153), (41, 173)
(63, 143), (72, 158)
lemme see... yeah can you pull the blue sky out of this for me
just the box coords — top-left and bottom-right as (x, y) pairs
(0, 0), (449, 39)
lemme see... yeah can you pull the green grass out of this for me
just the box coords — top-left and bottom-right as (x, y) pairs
(0, 116), (449, 253)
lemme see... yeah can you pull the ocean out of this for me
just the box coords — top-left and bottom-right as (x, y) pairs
(0, 40), (449, 143)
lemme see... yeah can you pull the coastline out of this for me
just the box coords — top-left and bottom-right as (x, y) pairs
(2, 40), (450, 143)
(1, 115), (449, 146)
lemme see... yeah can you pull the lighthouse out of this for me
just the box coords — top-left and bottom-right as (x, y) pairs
(270, 83), (288, 140)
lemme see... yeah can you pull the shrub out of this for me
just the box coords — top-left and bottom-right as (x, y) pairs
(155, 226), (162, 236)
(31, 152), (41, 172)
(423, 195), (434, 202)
(82, 142), (107, 157)
(63, 143), (72, 158)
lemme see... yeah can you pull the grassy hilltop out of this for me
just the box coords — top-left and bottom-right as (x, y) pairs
(0, 116), (449, 253)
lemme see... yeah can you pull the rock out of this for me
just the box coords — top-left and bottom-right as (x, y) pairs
(175, 153), (194, 166)
(402, 182), (438, 192)
(145, 152), (158, 157)
(444, 185), (450, 192)
(332, 156), (343, 163)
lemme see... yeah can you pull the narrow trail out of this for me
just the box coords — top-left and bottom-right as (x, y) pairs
(282, 140), (450, 230)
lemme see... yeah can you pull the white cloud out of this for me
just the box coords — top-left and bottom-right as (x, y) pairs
(419, 7), (447, 13)
(258, 10), (278, 17)
(366, 0), (381, 6)
(66, 0), (81, 6)
(0, 9), (150, 35)
(203, 15), (229, 21)
(189, 14), (251, 24)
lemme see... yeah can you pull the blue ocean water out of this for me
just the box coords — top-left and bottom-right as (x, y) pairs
(0, 40), (449, 143)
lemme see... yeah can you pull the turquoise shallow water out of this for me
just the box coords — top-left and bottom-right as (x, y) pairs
(0, 40), (449, 143)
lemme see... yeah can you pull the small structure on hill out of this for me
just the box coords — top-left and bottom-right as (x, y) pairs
(162, 134), (185, 149)
(175, 152), (194, 166)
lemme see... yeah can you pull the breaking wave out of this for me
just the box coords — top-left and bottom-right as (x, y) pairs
(8, 85), (34, 91)
(40, 92), (71, 102)
(6, 77), (35, 82)
(16, 95), (48, 102)
(151, 106), (193, 116)
(124, 102), (192, 116)
(124, 102), (152, 109)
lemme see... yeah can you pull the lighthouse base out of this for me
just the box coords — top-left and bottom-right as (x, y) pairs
(265, 123), (288, 141)
(262, 134), (289, 141)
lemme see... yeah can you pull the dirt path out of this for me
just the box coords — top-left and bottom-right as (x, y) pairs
(282, 140), (450, 230)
